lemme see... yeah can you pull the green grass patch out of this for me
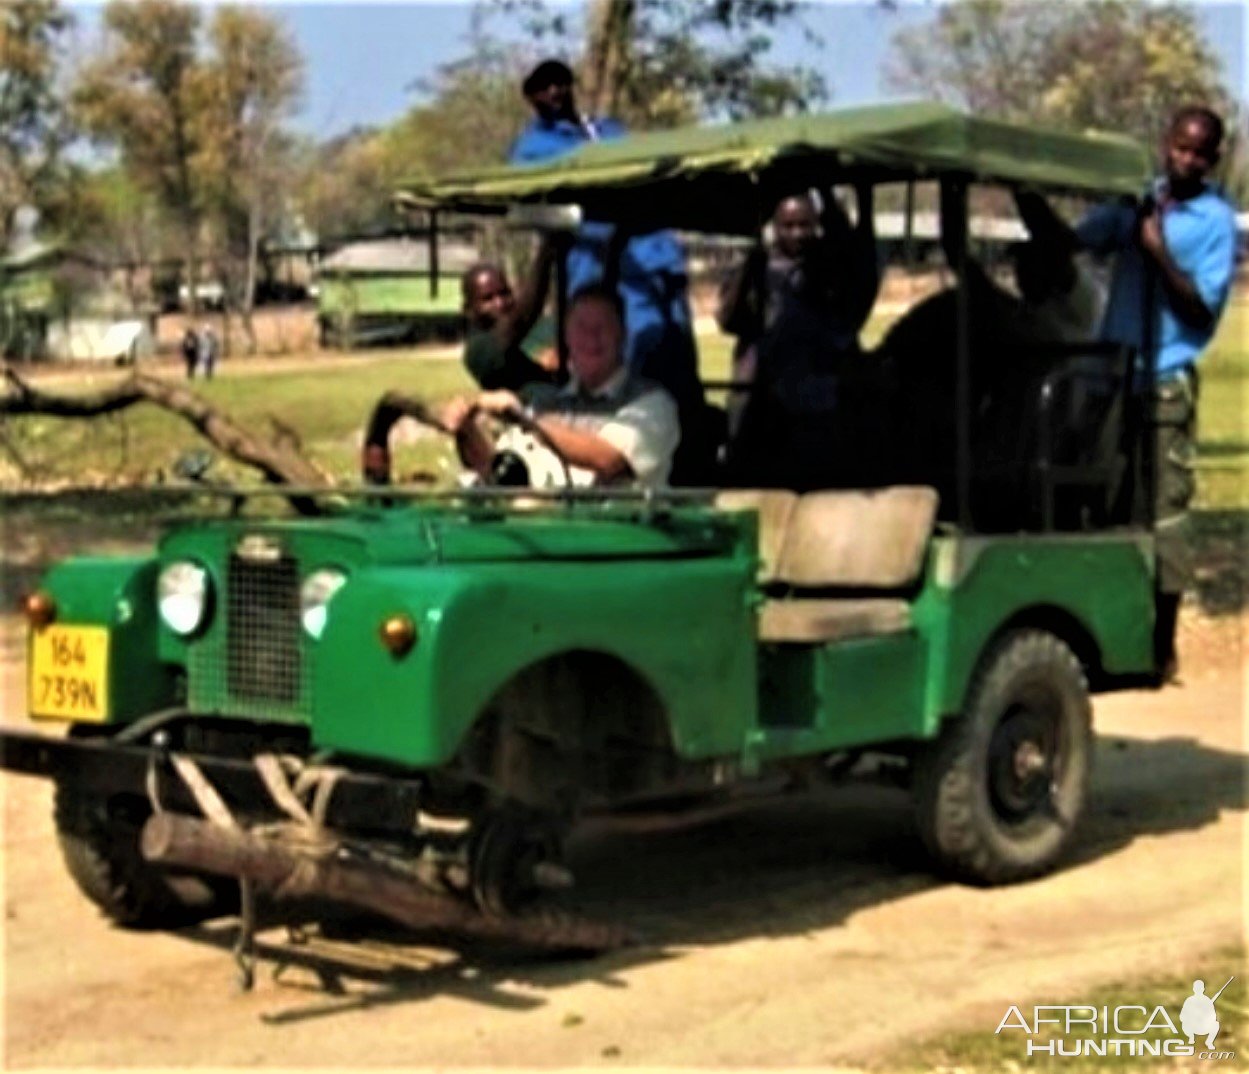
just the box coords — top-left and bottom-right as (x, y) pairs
(1193, 298), (1249, 511)
(883, 944), (1246, 1072)
(2, 294), (1245, 507)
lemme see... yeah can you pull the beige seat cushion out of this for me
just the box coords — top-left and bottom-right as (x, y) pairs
(776, 486), (939, 589)
(758, 598), (912, 644)
(715, 489), (799, 583)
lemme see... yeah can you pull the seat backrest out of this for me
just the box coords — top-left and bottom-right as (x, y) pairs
(714, 489), (799, 583)
(776, 486), (939, 589)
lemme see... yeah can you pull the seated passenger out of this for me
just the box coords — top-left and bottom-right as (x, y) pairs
(460, 235), (565, 395)
(444, 285), (679, 488)
(883, 188), (1099, 366)
(720, 185), (882, 488)
(719, 186), (879, 415)
(878, 187), (1108, 510)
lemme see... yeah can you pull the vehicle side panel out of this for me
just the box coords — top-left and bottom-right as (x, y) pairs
(313, 556), (757, 767)
(751, 633), (926, 762)
(916, 534), (1155, 734)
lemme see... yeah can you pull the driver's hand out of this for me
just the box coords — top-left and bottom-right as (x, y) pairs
(438, 395), (477, 434)
(475, 389), (524, 418)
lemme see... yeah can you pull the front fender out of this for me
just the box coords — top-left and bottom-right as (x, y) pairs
(311, 558), (757, 769)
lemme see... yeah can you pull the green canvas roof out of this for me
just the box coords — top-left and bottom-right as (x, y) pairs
(401, 101), (1149, 234)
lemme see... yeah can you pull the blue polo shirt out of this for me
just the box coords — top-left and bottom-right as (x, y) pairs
(508, 116), (693, 373)
(1076, 182), (1237, 380)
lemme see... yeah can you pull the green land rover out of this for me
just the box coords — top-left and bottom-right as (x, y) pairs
(2, 103), (1167, 968)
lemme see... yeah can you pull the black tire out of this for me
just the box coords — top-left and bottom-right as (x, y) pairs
(913, 629), (1092, 885)
(469, 805), (563, 917)
(54, 781), (237, 928)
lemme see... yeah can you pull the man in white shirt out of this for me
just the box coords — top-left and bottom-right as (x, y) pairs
(444, 285), (680, 488)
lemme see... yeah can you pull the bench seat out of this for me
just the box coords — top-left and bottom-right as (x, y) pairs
(717, 485), (938, 645)
(757, 598), (912, 644)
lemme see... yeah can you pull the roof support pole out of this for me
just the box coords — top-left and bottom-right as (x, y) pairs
(942, 176), (973, 530)
(428, 210), (440, 299)
(556, 241), (569, 377)
(902, 180), (916, 269)
(1136, 253), (1157, 526)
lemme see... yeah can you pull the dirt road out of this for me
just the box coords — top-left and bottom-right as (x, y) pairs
(2, 616), (1244, 1069)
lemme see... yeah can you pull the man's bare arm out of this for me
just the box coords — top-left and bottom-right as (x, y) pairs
(1139, 212), (1214, 331)
(497, 235), (564, 350)
(1013, 188), (1080, 252)
(531, 415), (631, 481)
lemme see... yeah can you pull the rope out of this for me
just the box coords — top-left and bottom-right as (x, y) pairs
(171, 754), (238, 829)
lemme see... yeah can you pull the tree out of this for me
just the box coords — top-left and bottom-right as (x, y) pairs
(391, 44), (534, 176)
(483, 0), (826, 126)
(73, 0), (207, 312)
(887, 0), (1232, 150)
(197, 5), (303, 351)
(0, 0), (73, 247)
(295, 43), (532, 243)
(295, 128), (396, 241)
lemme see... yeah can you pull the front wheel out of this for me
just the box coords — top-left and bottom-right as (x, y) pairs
(54, 781), (237, 928)
(913, 629), (1092, 885)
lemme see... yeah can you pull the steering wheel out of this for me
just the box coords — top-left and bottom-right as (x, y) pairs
(490, 407), (575, 491)
(360, 392), (574, 492)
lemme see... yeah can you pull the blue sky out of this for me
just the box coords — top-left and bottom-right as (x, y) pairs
(69, 1), (1246, 140)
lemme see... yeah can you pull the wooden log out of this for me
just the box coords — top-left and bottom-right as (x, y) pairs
(141, 813), (628, 952)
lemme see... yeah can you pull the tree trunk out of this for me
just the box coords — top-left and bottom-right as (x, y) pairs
(581, 0), (635, 118)
(182, 214), (202, 319)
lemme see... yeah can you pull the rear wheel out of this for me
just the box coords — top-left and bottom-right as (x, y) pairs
(54, 781), (237, 928)
(913, 630), (1092, 884)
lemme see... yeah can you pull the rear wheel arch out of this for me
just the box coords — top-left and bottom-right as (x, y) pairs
(982, 604), (1104, 690)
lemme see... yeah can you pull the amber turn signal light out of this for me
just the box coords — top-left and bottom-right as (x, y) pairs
(378, 614), (417, 657)
(21, 591), (57, 629)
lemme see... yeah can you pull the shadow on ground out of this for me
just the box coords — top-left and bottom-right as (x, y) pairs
(167, 732), (1245, 1024)
(1190, 509), (1248, 616)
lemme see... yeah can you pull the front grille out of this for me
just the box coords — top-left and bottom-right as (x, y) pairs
(227, 553), (301, 705)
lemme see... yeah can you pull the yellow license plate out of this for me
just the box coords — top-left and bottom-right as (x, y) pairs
(29, 625), (110, 722)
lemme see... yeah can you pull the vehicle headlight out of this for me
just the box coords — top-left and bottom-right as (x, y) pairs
(157, 561), (211, 636)
(301, 568), (347, 639)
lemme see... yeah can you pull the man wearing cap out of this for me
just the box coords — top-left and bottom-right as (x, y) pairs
(509, 59), (706, 482)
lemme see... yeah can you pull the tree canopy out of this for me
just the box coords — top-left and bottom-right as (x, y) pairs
(0, 0), (74, 247)
(887, 0), (1234, 152)
(484, 0), (827, 126)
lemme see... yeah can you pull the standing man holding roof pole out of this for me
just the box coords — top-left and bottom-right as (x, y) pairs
(509, 59), (708, 483)
(1070, 105), (1236, 681)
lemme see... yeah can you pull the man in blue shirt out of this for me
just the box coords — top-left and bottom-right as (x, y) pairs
(1075, 105), (1237, 678)
(509, 60), (708, 482)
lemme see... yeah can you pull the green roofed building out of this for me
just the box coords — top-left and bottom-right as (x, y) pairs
(317, 235), (479, 348)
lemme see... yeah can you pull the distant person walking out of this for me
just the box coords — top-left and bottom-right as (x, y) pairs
(197, 325), (219, 380)
(181, 326), (199, 379)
